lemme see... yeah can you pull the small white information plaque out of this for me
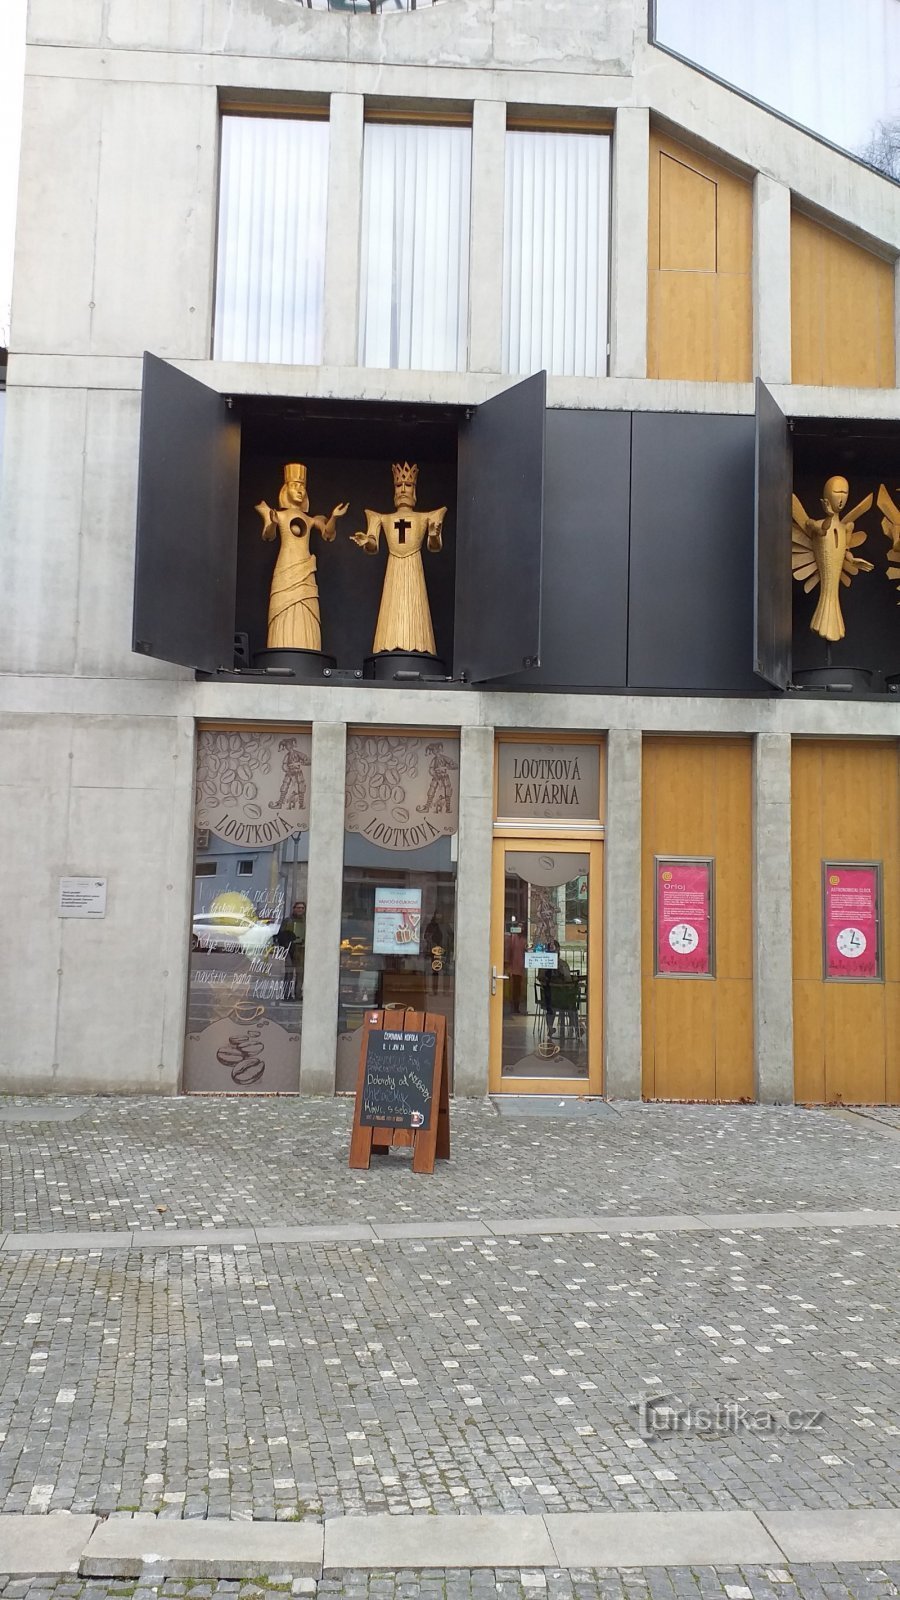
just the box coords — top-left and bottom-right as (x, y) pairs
(58, 877), (108, 919)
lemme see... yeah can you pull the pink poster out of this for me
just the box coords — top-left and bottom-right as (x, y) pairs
(824, 865), (880, 980)
(656, 859), (713, 977)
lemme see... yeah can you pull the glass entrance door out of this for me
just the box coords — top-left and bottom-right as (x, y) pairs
(490, 838), (602, 1093)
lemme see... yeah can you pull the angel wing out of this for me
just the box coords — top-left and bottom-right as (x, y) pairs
(791, 493), (821, 588)
(878, 484), (900, 596)
(845, 492), (874, 525)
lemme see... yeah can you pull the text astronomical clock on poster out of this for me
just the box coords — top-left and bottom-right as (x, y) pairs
(655, 858), (714, 977)
(823, 863), (882, 981)
(345, 734), (460, 849)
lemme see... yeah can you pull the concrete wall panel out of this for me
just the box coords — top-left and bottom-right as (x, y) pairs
(90, 81), (218, 359)
(0, 387), (86, 676)
(12, 76), (101, 353)
(0, 716), (71, 1091)
(27, 0), (104, 47)
(76, 389), (188, 681)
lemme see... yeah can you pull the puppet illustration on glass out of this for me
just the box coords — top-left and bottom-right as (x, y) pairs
(351, 463), (446, 657)
(255, 463), (348, 652)
(791, 476), (873, 642)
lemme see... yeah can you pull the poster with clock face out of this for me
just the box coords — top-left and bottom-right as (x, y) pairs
(823, 863), (882, 981)
(655, 858), (714, 977)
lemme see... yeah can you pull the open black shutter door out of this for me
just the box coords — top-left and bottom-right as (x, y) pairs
(133, 353), (240, 672)
(454, 370), (546, 682)
(754, 378), (793, 690)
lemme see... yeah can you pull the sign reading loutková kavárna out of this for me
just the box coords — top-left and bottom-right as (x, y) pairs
(497, 742), (600, 822)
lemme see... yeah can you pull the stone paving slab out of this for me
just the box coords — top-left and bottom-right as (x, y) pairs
(4, 1209), (900, 1254)
(545, 1510), (782, 1566)
(80, 1514), (323, 1578)
(764, 1508), (900, 1561)
(0, 1514), (97, 1576)
(253, 1226), (377, 1245)
(0, 1235), (131, 1254)
(323, 1513), (556, 1569)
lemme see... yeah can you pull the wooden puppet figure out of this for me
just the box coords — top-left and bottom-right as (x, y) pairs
(351, 463), (446, 656)
(791, 475), (873, 643)
(255, 464), (348, 651)
(877, 484), (900, 602)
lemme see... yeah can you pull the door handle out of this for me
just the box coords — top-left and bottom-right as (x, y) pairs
(491, 965), (510, 995)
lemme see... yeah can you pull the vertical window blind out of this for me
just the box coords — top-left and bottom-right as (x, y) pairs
(214, 115), (329, 365)
(503, 130), (611, 378)
(359, 121), (472, 372)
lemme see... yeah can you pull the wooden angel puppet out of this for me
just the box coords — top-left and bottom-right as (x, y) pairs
(876, 484), (900, 602)
(255, 463), (348, 651)
(791, 476), (873, 642)
(351, 462), (446, 656)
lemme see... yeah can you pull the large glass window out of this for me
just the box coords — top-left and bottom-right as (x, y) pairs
(503, 129), (611, 378)
(213, 115), (329, 364)
(185, 729), (311, 1092)
(654, 0), (900, 180)
(359, 122), (472, 371)
(336, 733), (459, 1090)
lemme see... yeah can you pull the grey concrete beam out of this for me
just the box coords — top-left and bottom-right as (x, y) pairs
(468, 100), (506, 374)
(609, 106), (649, 380)
(0, 1513), (97, 1576)
(603, 728), (642, 1098)
(299, 720), (347, 1096)
(80, 1513), (323, 1578)
(323, 94), (364, 370)
(763, 1509), (900, 1561)
(453, 725), (494, 1095)
(754, 175), (792, 385)
(546, 1509), (782, 1566)
(753, 733), (794, 1104)
(324, 1512), (556, 1571)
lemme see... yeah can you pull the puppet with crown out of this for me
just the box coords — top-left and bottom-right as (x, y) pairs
(351, 463), (447, 659)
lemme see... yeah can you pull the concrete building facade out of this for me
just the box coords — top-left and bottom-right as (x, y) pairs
(2, 0), (899, 1102)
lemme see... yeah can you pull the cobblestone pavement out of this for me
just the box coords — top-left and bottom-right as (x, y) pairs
(2, 1568), (900, 1600)
(0, 1221), (897, 1519)
(1, 1099), (900, 1234)
(1, 1099), (899, 1593)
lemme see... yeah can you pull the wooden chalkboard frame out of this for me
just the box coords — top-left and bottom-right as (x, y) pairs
(349, 1008), (450, 1174)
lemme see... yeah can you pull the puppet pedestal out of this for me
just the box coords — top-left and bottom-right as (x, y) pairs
(364, 650), (446, 682)
(253, 647), (336, 682)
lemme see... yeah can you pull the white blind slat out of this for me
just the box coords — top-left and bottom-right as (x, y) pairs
(502, 129), (611, 379)
(214, 116), (329, 365)
(359, 122), (472, 373)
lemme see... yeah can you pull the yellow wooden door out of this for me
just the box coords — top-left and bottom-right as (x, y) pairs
(642, 738), (754, 1101)
(489, 835), (603, 1095)
(792, 741), (900, 1104)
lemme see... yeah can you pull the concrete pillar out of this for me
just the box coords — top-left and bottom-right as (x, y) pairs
(299, 720), (347, 1096)
(753, 732), (794, 1103)
(453, 725), (495, 1095)
(754, 174), (793, 385)
(609, 106), (649, 380)
(468, 101), (506, 374)
(603, 729), (642, 1098)
(323, 94), (364, 369)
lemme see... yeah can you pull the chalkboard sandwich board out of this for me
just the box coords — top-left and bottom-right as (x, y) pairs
(349, 1008), (450, 1174)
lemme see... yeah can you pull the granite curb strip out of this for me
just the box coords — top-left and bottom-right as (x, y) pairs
(322, 1512), (556, 1570)
(78, 1514), (323, 1578)
(2, 1209), (900, 1251)
(2, 1509), (900, 1577)
(544, 1510), (783, 1567)
(0, 1514), (98, 1576)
